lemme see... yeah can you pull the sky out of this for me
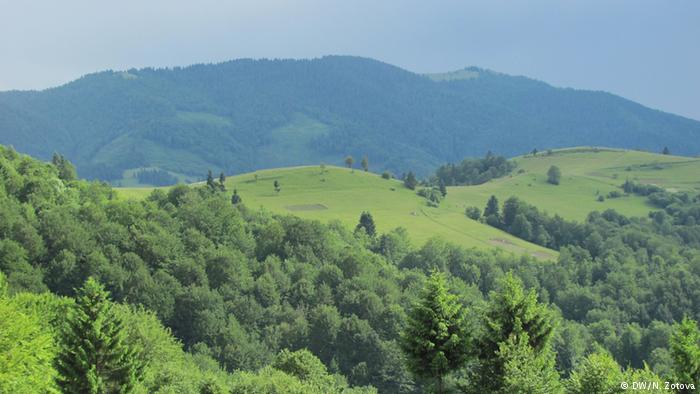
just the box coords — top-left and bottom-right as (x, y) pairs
(1, 0), (698, 120)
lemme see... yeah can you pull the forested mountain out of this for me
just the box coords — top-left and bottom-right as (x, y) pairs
(2, 144), (700, 392)
(1, 56), (699, 184)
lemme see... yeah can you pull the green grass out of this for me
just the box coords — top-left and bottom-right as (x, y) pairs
(449, 147), (700, 221)
(114, 147), (700, 259)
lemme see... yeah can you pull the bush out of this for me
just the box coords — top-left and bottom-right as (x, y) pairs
(381, 171), (392, 180)
(465, 207), (481, 220)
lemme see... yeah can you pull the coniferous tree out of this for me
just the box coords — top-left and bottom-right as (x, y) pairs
(400, 271), (469, 393)
(662, 146), (671, 155)
(345, 156), (354, 170)
(274, 180), (281, 194)
(361, 156), (369, 172)
(355, 211), (376, 237)
(206, 170), (216, 191)
(56, 277), (143, 393)
(218, 172), (226, 191)
(404, 171), (418, 190)
(438, 180), (447, 197)
(484, 195), (501, 227)
(52, 152), (77, 181)
(669, 317), (700, 387)
(231, 189), (242, 205)
(547, 165), (561, 185)
(469, 273), (555, 393)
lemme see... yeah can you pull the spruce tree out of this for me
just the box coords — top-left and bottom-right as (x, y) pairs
(274, 180), (281, 194)
(361, 156), (369, 172)
(231, 189), (242, 205)
(355, 211), (376, 237)
(438, 179), (447, 197)
(547, 165), (561, 185)
(662, 146), (671, 155)
(469, 273), (555, 393)
(484, 195), (500, 222)
(218, 172), (226, 191)
(345, 156), (354, 170)
(206, 170), (216, 191)
(669, 317), (700, 387)
(400, 271), (469, 393)
(404, 171), (418, 190)
(56, 277), (142, 393)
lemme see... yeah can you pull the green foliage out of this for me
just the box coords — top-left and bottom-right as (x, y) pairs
(669, 317), (700, 388)
(433, 152), (516, 186)
(52, 153), (77, 181)
(566, 351), (625, 394)
(0, 274), (58, 393)
(55, 277), (143, 393)
(464, 206), (481, 220)
(498, 332), (563, 394)
(469, 273), (555, 392)
(361, 156), (369, 172)
(4, 57), (699, 184)
(401, 271), (469, 392)
(356, 211), (377, 237)
(404, 171), (418, 190)
(547, 165), (562, 185)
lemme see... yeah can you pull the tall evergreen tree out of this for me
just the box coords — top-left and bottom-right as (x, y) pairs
(231, 189), (242, 205)
(218, 172), (226, 191)
(274, 180), (281, 194)
(438, 180), (447, 197)
(206, 170), (216, 191)
(345, 156), (354, 170)
(484, 195), (500, 219)
(669, 317), (700, 388)
(404, 171), (418, 190)
(547, 165), (561, 185)
(56, 277), (143, 393)
(52, 152), (77, 181)
(361, 156), (369, 172)
(662, 146), (671, 155)
(355, 211), (376, 237)
(400, 271), (469, 393)
(469, 273), (555, 393)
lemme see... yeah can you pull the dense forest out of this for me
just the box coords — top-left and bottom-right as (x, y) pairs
(1, 144), (699, 392)
(431, 152), (516, 186)
(2, 56), (700, 184)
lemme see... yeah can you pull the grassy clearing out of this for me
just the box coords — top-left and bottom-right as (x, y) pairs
(114, 147), (699, 258)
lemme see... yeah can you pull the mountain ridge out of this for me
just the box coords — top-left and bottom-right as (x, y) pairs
(1, 55), (698, 184)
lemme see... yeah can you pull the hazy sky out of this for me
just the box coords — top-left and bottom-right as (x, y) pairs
(1, 0), (698, 120)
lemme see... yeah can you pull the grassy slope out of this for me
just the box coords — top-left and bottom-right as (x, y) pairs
(449, 147), (700, 221)
(116, 147), (700, 259)
(118, 166), (556, 260)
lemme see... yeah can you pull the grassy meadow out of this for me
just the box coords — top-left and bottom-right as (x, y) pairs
(115, 147), (700, 259)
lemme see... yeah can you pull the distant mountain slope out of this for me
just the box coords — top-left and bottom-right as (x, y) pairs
(1, 56), (698, 183)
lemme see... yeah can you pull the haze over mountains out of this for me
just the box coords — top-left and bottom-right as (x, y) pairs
(1, 55), (698, 184)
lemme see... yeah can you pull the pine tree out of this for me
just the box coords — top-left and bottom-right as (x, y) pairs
(400, 271), (469, 393)
(355, 211), (376, 237)
(231, 189), (242, 205)
(52, 152), (77, 181)
(669, 317), (700, 387)
(345, 156), (354, 170)
(274, 180), (281, 194)
(404, 171), (418, 190)
(662, 146), (671, 155)
(469, 273), (555, 393)
(438, 179), (447, 198)
(361, 156), (369, 172)
(218, 172), (226, 191)
(56, 277), (143, 393)
(484, 195), (500, 219)
(206, 170), (216, 191)
(547, 165), (561, 185)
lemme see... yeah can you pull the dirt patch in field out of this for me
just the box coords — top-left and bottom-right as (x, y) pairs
(285, 204), (328, 211)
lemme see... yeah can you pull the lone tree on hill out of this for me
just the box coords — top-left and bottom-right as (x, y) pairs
(345, 155), (354, 170)
(361, 156), (369, 172)
(662, 146), (671, 155)
(231, 189), (242, 205)
(56, 278), (143, 392)
(274, 180), (281, 194)
(355, 211), (376, 237)
(206, 170), (216, 190)
(400, 271), (469, 393)
(439, 179), (447, 197)
(547, 165), (561, 185)
(404, 171), (418, 190)
(219, 172), (226, 191)
(531, 148), (538, 157)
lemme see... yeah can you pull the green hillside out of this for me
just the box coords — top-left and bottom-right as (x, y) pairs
(449, 147), (700, 221)
(2, 57), (699, 185)
(117, 147), (700, 259)
(119, 165), (556, 260)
